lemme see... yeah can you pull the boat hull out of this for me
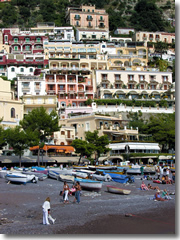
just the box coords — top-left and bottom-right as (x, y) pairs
(80, 181), (102, 192)
(107, 185), (131, 195)
(6, 172), (37, 184)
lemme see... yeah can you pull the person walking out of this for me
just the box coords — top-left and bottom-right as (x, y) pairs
(63, 181), (69, 204)
(73, 181), (81, 203)
(42, 197), (56, 225)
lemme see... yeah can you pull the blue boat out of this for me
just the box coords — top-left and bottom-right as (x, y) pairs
(106, 173), (134, 184)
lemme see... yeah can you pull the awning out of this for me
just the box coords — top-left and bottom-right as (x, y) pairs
(30, 145), (75, 152)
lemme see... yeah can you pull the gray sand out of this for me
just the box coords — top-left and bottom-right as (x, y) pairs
(0, 173), (175, 234)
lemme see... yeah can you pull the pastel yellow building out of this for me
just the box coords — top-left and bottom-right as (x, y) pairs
(0, 77), (24, 128)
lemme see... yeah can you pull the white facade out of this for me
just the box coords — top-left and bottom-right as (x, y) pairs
(109, 142), (160, 154)
(95, 69), (173, 99)
(17, 75), (46, 99)
(54, 27), (75, 41)
(76, 29), (109, 41)
(7, 66), (35, 80)
(114, 28), (135, 35)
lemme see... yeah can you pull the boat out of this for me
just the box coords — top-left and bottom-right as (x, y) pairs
(5, 172), (38, 184)
(22, 171), (48, 181)
(0, 170), (9, 178)
(48, 168), (74, 180)
(126, 168), (141, 175)
(88, 165), (117, 171)
(107, 173), (134, 184)
(143, 166), (156, 175)
(58, 174), (75, 183)
(90, 172), (112, 182)
(71, 171), (88, 179)
(107, 185), (131, 195)
(74, 178), (102, 192)
(72, 165), (89, 170)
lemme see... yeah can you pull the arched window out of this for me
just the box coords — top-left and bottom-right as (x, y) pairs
(61, 142), (64, 145)
(11, 108), (15, 118)
(61, 131), (65, 135)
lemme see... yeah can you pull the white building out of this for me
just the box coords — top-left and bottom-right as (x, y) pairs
(76, 28), (109, 41)
(109, 142), (160, 154)
(17, 75), (46, 99)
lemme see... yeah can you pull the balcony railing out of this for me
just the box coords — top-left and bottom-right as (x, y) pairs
(22, 87), (30, 92)
(99, 24), (105, 28)
(87, 17), (93, 21)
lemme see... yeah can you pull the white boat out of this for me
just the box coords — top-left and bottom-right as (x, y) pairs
(0, 170), (9, 178)
(22, 171), (48, 181)
(126, 168), (141, 175)
(5, 172), (38, 184)
(80, 181), (102, 192)
(58, 174), (75, 183)
(90, 173), (112, 182)
(71, 171), (88, 179)
(107, 185), (131, 195)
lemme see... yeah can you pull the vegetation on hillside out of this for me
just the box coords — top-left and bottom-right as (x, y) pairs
(0, 0), (175, 33)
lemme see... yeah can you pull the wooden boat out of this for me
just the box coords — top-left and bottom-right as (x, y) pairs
(107, 185), (131, 195)
(74, 178), (102, 192)
(58, 174), (74, 183)
(22, 171), (48, 181)
(5, 172), (38, 184)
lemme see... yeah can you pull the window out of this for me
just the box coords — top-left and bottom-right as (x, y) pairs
(82, 34), (86, 38)
(92, 34), (96, 39)
(11, 67), (15, 72)
(14, 46), (18, 51)
(76, 21), (79, 26)
(100, 16), (103, 21)
(88, 22), (91, 27)
(25, 45), (30, 50)
(29, 68), (33, 72)
(25, 38), (30, 43)
(88, 9), (90, 12)
(11, 108), (15, 118)
(14, 38), (18, 43)
(4, 35), (8, 42)
(20, 68), (24, 72)
(86, 122), (90, 131)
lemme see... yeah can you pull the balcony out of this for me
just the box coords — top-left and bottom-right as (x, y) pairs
(142, 37), (147, 40)
(74, 16), (81, 20)
(99, 18), (104, 22)
(58, 90), (66, 94)
(149, 37), (154, 40)
(47, 90), (56, 95)
(155, 37), (160, 41)
(34, 87), (41, 92)
(22, 87), (30, 92)
(78, 88), (85, 92)
(99, 24), (105, 28)
(87, 17), (93, 21)
(87, 25), (93, 28)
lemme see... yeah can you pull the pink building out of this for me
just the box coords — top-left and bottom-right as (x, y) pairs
(45, 65), (94, 108)
(66, 5), (109, 31)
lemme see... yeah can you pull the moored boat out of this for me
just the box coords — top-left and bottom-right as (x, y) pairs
(5, 172), (38, 184)
(107, 185), (131, 195)
(74, 178), (102, 192)
(58, 174), (75, 183)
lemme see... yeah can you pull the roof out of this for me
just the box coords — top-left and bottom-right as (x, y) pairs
(30, 145), (74, 152)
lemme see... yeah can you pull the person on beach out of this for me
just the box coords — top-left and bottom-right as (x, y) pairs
(165, 175), (172, 184)
(154, 190), (166, 201)
(69, 185), (76, 196)
(63, 181), (69, 203)
(161, 189), (172, 200)
(147, 183), (160, 191)
(156, 167), (160, 179)
(140, 181), (149, 190)
(42, 197), (56, 225)
(172, 172), (175, 183)
(73, 181), (81, 203)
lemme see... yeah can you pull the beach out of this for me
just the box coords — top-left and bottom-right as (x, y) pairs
(0, 173), (175, 235)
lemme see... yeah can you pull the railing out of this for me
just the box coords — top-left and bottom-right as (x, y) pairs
(22, 87), (30, 91)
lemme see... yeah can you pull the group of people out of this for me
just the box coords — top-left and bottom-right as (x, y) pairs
(61, 181), (81, 204)
(42, 181), (82, 225)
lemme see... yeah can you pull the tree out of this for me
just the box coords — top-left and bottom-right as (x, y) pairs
(5, 126), (39, 167)
(154, 41), (169, 59)
(144, 113), (175, 152)
(85, 130), (110, 162)
(130, 0), (165, 31)
(0, 126), (6, 151)
(71, 139), (94, 165)
(20, 107), (60, 166)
